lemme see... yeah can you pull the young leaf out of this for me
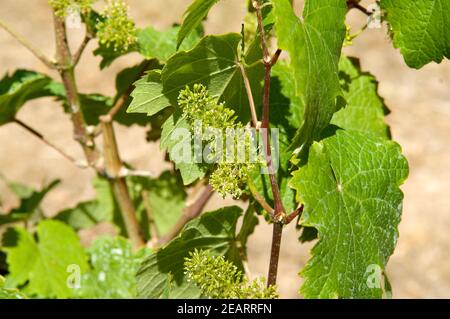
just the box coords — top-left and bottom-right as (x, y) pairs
(163, 33), (263, 122)
(381, 0), (450, 69)
(55, 201), (105, 230)
(290, 129), (409, 298)
(331, 56), (390, 139)
(0, 275), (26, 299)
(94, 24), (202, 69)
(131, 171), (187, 235)
(93, 44), (133, 69)
(55, 177), (122, 231)
(0, 70), (55, 125)
(177, 0), (220, 49)
(75, 237), (150, 298)
(129, 33), (264, 122)
(47, 82), (114, 126)
(0, 180), (60, 226)
(160, 114), (208, 185)
(269, 62), (304, 137)
(112, 60), (161, 126)
(272, 0), (347, 150)
(3, 220), (89, 298)
(136, 206), (243, 298)
(139, 25), (202, 63)
(236, 206), (259, 249)
(126, 70), (170, 116)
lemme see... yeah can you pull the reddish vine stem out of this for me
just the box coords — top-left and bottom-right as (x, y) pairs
(347, 0), (371, 16)
(284, 204), (304, 225)
(252, 0), (285, 287)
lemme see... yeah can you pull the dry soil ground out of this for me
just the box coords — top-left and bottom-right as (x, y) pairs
(0, 0), (449, 298)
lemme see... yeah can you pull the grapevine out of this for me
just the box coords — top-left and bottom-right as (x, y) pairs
(0, 0), (448, 301)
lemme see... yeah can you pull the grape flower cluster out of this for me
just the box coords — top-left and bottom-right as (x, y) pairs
(48, 0), (94, 17)
(96, 0), (137, 52)
(178, 84), (261, 199)
(184, 249), (278, 299)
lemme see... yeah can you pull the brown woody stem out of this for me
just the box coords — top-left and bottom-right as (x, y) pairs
(100, 115), (145, 249)
(53, 14), (100, 168)
(13, 118), (77, 164)
(0, 18), (57, 69)
(73, 32), (92, 66)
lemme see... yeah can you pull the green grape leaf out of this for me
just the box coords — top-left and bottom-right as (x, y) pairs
(55, 201), (107, 230)
(0, 70), (56, 125)
(160, 114), (208, 185)
(130, 34), (263, 185)
(331, 56), (390, 139)
(136, 206), (243, 298)
(272, 0), (347, 150)
(55, 177), (122, 232)
(79, 94), (113, 125)
(236, 206), (258, 251)
(91, 176), (129, 235)
(177, 0), (220, 49)
(75, 237), (150, 298)
(269, 62), (304, 137)
(381, 0), (450, 69)
(139, 25), (202, 62)
(0, 180), (60, 226)
(128, 33), (264, 122)
(82, 9), (104, 36)
(112, 60), (162, 127)
(290, 129), (409, 298)
(162, 33), (263, 122)
(126, 70), (170, 116)
(93, 44), (133, 69)
(54, 59), (159, 127)
(0, 275), (26, 299)
(94, 24), (202, 69)
(115, 60), (160, 98)
(3, 220), (89, 298)
(131, 171), (187, 235)
(48, 82), (113, 126)
(298, 226), (318, 243)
